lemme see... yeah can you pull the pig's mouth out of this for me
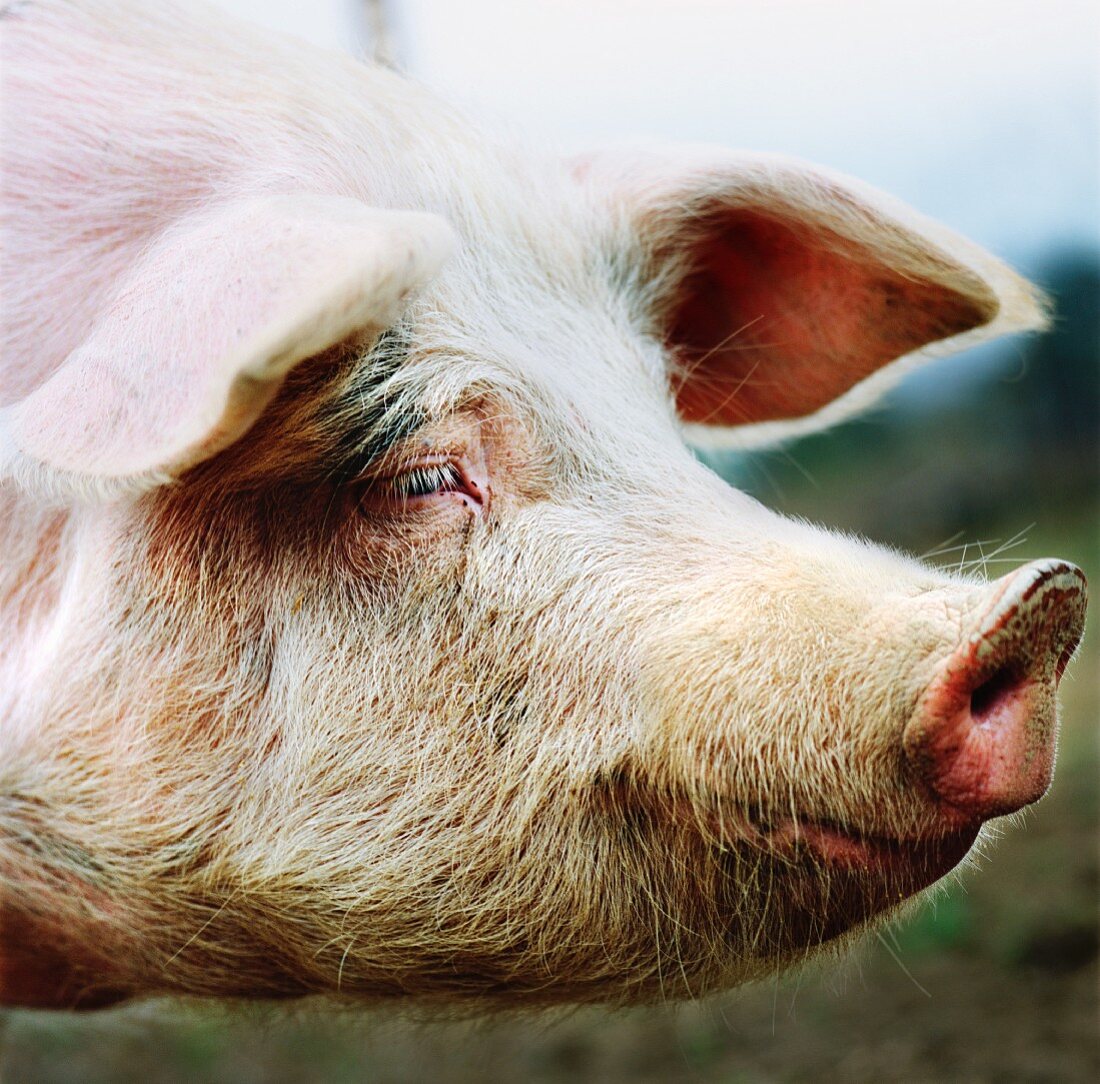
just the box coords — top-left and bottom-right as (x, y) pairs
(710, 810), (983, 950)
(600, 782), (984, 955)
(677, 798), (979, 884)
(647, 798), (985, 952)
(670, 795), (981, 894)
(733, 814), (982, 953)
(620, 784), (981, 897)
(754, 815), (980, 883)
(694, 802), (980, 930)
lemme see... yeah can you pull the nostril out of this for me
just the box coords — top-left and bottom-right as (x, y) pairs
(904, 559), (1087, 821)
(969, 664), (1026, 726)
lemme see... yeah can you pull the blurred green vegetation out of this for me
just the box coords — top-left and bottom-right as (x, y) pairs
(2, 250), (1097, 1082)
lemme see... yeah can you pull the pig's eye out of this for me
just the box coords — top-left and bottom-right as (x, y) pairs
(354, 452), (486, 515)
(389, 461), (464, 500)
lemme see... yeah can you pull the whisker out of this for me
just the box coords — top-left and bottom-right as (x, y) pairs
(873, 929), (931, 998)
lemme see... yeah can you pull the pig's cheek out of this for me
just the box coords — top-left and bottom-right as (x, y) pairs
(336, 494), (480, 587)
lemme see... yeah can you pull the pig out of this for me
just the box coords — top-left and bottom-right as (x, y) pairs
(0, 0), (1087, 1010)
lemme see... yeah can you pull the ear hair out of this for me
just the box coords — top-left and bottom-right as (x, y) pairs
(577, 146), (1047, 447)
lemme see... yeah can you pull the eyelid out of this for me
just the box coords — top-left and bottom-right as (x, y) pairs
(383, 451), (461, 481)
(353, 446), (458, 485)
(387, 460), (463, 500)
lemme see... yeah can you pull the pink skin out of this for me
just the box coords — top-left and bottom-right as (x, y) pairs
(690, 559), (1086, 885)
(904, 560), (1087, 822)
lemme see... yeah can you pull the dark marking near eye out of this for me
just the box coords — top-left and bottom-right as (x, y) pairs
(329, 323), (426, 482)
(478, 674), (532, 749)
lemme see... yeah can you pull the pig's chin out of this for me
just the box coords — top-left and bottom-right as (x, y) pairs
(659, 799), (982, 951)
(714, 813), (982, 950)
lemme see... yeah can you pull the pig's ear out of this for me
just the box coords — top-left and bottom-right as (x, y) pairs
(576, 147), (1047, 445)
(0, 195), (454, 497)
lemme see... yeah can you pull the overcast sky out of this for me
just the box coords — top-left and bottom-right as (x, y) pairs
(216, 0), (1098, 268)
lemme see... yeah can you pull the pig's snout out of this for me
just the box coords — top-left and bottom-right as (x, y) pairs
(904, 559), (1087, 821)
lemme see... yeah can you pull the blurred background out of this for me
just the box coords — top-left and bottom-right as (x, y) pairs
(3, 1), (1097, 1080)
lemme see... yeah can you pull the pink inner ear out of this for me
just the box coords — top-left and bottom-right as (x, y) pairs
(669, 210), (996, 426)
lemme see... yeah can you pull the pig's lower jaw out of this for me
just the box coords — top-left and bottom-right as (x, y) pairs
(662, 797), (983, 953)
(682, 796), (982, 891)
(720, 816), (982, 952)
(763, 817), (980, 881)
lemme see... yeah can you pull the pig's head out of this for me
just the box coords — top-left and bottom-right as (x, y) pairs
(0, 0), (1087, 1009)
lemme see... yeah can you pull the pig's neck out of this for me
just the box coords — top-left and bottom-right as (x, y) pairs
(0, 486), (73, 741)
(0, 489), (135, 1007)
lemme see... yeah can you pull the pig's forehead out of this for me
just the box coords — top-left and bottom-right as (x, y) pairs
(392, 156), (677, 425)
(351, 103), (689, 459)
(350, 280), (684, 469)
(307, 135), (687, 478)
(390, 263), (681, 461)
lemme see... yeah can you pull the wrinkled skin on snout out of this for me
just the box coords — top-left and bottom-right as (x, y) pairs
(0, 1), (1087, 1009)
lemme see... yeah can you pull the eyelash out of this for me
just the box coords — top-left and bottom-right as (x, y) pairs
(386, 461), (464, 501)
